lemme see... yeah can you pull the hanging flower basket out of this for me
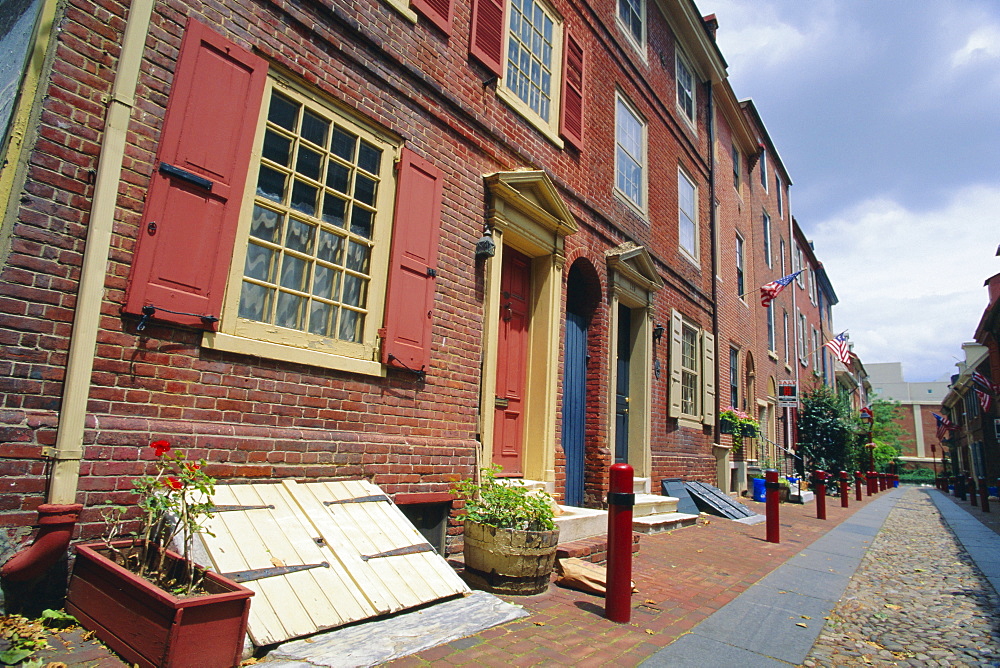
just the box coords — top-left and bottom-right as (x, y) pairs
(718, 407), (760, 453)
(719, 416), (735, 435)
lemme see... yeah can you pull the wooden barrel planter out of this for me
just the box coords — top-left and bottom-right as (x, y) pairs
(462, 520), (559, 595)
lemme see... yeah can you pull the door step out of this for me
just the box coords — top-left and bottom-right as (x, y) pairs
(631, 512), (699, 534)
(633, 493), (679, 517)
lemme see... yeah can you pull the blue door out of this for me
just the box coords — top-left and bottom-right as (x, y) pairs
(562, 311), (587, 506)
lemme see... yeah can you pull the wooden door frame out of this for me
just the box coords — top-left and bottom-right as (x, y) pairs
(480, 172), (577, 488)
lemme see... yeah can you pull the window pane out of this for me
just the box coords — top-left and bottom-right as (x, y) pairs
(290, 180), (317, 215)
(262, 129), (292, 166)
(322, 195), (347, 228)
(354, 174), (377, 206)
(239, 281), (272, 321)
(331, 127), (357, 161)
(275, 292), (303, 329)
(280, 255), (308, 291)
(249, 205), (281, 243)
(350, 208), (373, 239)
(316, 229), (344, 264)
(296, 146), (322, 180)
(284, 218), (315, 254)
(243, 243), (276, 282)
(327, 162), (350, 194)
(308, 301), (333, 336)
(257, 165), (286, 202)
(301, 110), (328, 147)
(268, 93), (298, 131)
(357, 142), (382, 174)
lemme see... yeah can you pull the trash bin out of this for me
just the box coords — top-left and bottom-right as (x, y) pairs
(752, 477), (767, 502)
(989, 486), (998, 498)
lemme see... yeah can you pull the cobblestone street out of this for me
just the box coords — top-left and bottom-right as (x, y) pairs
(803, 487), (1000, 667)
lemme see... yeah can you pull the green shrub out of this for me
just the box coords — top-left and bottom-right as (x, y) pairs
(453, 465), (555, 532)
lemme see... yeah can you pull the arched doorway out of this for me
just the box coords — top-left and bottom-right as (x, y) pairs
(562, 260), (600, 506)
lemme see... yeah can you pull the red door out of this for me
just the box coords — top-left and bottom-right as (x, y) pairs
(493, 249), (531, 476)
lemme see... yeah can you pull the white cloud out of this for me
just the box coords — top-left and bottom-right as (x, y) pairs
(950, 24), (1000, 67)
(809, 185), (1000, 382)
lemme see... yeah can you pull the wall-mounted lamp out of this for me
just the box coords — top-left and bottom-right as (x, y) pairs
(652, 323), (665, 343)
(475, 226), (496, 259)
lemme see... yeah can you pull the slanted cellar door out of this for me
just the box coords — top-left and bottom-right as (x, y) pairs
(199, 480), (469, 646)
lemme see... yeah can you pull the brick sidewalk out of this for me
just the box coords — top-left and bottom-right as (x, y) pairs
(26, 487), (890, 667)
(388, 489), (887, 667)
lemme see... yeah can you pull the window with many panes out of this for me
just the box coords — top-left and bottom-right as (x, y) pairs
(782, 310), (789, 362)
(615, 94), (645, 211)
(500, 0), (563, 140)
(678, 169), (697, 257)
(681, 323), (699, 416)
(617, 0), (644, 48)
(776, 175), (783, 217)
(676, 51), (695, 124)
(735, 234), (745, 298)
(231, 84), (396, 359)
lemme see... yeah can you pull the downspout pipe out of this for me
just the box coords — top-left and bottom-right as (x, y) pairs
(1, 0), (154, 583)
(706, 82), (719, 438)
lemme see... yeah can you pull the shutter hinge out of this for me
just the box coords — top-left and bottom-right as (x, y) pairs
(137, 304), (219, 331)
(386, 354), (426, 382)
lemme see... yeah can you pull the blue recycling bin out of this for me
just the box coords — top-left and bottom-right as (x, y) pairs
(752, 477), (767, 502)
(989, 486), (998, 498)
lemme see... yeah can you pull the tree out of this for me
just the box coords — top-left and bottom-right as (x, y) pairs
(797, 385), (856, 473)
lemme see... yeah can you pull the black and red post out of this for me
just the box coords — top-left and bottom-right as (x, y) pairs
(815, 470), (827, 520)
(840, 471), (849, 508)
(765, 469), (780, 544)
(606, 463), (634, 623)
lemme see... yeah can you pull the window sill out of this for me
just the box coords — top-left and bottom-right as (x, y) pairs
(496, 86), (565, 149)
(612, 187), (648, 222)
(677, 416), (703, 430)
(767, 351), (778, 362)
(678, 246), (700, 269)
(203, 331), (385, 376)
(382, 0), (418, 23)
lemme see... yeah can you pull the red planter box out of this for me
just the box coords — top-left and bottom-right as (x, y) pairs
(66, 541), (253, 668)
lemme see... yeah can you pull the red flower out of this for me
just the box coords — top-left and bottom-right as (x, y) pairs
(151, 440), (171, 457)
(166, 476), (183, 490)
(185, 463), (201, 472)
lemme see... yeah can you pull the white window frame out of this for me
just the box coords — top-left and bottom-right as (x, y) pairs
(735, 233), (745, 299)
(614, 92), (646, 214)
(732, 144), (741, 193)
(782, 309), (789, 363)
(207, 77), (399, 376)
(616, 0), (645, 52)
(669, 309), (715, 426)
(678, 168), (698, 260)
(497, 0), (565, 146)
(762, 211), (771, 268)
(798, 311), (808, 365)
(680, 322), (700, 417)
(759, 147), (768, 191)
(779, 238), (786, 275)
(776, 174), (783, 218)
(675, 50), (696, 126)
(766, 302), (775, 352)
(796, 247), (805, 287)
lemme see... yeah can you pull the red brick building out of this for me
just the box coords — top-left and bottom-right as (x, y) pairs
(0, 0), (845, 585)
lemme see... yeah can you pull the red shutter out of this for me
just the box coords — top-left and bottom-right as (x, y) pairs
(469, 0), (504, 77)
(412, 0), (453, 35)
(123, 18), (267, 330)
(381, 148), (443, 373)
(559, 27), (585, 150)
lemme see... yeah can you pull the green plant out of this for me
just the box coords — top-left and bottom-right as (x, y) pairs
(453, 465), (555, 532)
(719, 406), (760, 452)
(102, 440), (216, 595)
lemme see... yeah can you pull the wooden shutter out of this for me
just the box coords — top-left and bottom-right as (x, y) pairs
(702, 331), (716, 425)
(412, 0), (453, 34)
(381, 148), (443, 373)
(123, 18), (267, 329)
(469, 0), (504, 76)
(667, 309), (683, 418)
(559, 27), (585, 149)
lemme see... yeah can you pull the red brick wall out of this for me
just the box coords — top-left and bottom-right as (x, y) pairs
(1, 0), (732, 555)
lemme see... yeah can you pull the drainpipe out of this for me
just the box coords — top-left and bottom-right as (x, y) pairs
(706, 83), (719, 437)
(1, 0), (154, 582)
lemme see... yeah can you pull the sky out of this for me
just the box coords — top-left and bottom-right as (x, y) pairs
(701, 0), (1000, 382)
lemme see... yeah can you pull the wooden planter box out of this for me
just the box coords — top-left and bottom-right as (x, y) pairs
(66, 541), (253, 668)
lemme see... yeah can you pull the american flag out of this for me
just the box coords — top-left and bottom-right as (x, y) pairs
(972, 371), (997, 395)
(823, 332), (852, 365)
(933, 412), (956, 440)
(977, 389), (992, 413)
(759, 270), (802, 307)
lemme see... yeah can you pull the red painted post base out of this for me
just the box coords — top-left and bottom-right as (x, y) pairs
(854, 472), (863, 502)
(840, 471), (849, 508)
(815, 470), (827, 520)
(605, 463), (634, 624)
(765, 469), (780, 544)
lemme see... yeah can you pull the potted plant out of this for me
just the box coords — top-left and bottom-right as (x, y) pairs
(453, 465), (559, 595)
(65, 440), (253, 668)
(719, 406), (761, 452)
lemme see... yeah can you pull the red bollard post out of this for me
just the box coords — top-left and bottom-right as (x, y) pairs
(840, 471), (849, 508)
(765, 469), (780, 543)
(970, 477), (978, 507)
(867, 471), (875, 496)
(980, 478), (990, 513)
(854, 471), (863, 501)
(877, 473), (883, 492)
(815, 470), (827, 520)
(606, 463), (634, 623)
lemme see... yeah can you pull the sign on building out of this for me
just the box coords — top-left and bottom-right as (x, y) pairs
(778, 380), (798, 408)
